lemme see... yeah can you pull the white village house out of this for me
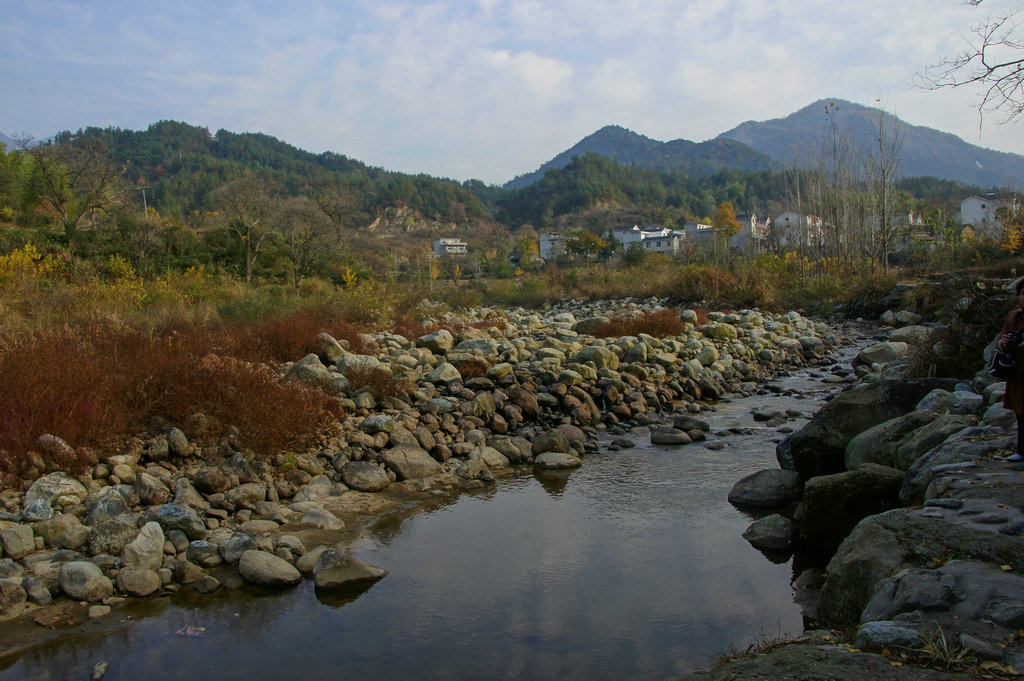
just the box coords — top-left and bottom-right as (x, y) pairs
(432, 238), (468, 257)
(960, 194), (1018, 240)
(538, 232), (565, 260)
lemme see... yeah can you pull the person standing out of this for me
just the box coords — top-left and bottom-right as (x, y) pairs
(998, 276), (1024, 462)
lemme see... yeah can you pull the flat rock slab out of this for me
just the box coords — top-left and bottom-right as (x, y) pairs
(681, 641), (955, 681)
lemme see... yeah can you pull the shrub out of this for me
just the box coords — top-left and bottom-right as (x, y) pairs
(345, 367), (410, 398)
(0, 321), (346, 484)
(589, 309), (686, 338)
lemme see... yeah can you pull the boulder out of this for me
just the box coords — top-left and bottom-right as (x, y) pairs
(531, 430), (571, 455)
(285, 353), (331, 386)
(784, 378), (960, 479)
(650, 426), (692, 445)
(192, 469), (231, 494)
(85, 495), (129, 526)
(153, 503), (207, 540)
(115, 567), (162, 597)
(0, 581), (27, 621)
(416, 329), (454, 354)
(844, 410), (939, 470)
(59, 561), (113, 602)
(854, 341), (909, 368)
(381, 445), (441, 481)
(218, 534), (258, 564)
(469, 446), (510, 469)
(313, 548), (388, 589)
(742, 514), (796, 552)
(23, 472), (87, 511)
(533, 452), (583, 470)
(819, 508), (1024, 627)
(121, 522), (165, 571)
(900, 426), (1015, 505)
(340, 461), (390, 492)
(800, 464), (905, 548)
(0, 525), (35, 561)
(728, 469), (802, 508)
(569, 346), (619, 370)
(238, 550), (301, 588)
(87, 520), (139, 557)
(890, 413), (978, 470)
(915, 388), (985, 415)
(134, 472), (172, 506)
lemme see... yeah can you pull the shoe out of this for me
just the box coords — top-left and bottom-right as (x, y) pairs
(1007, 454), (1024, 462)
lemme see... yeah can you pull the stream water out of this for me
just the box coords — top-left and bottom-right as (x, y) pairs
(1, 355), (857, 681)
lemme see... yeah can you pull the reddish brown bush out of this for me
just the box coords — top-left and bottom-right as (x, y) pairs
(345, 367), (410, 398)
(589, 309), (687, 338)
(0, 322), (345, 484)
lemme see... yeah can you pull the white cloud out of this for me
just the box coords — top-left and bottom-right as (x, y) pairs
(1, 0), (1022, 183)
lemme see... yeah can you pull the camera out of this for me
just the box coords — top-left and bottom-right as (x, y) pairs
(1009, 331), (1023, 345)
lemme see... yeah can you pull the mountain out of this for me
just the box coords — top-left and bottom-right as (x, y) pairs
(0, 131), (15, 150)
(504, 125), (779, 190)
(718, 99), (1024, 189)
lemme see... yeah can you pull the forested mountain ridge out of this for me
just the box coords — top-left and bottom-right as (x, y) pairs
(504, 125), (779, 190)
(718, 99), (1024, 189)
(66, 121), (494, 227)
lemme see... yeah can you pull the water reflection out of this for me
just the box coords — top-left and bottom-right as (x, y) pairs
(2, 362), (849, 681)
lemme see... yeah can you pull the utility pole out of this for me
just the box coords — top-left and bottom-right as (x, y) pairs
(136, 185), (148, 218)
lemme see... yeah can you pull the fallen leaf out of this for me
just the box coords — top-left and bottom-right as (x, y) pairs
(1002, 565), (1013, 571)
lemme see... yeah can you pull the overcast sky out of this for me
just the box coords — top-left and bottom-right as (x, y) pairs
(2, 0), (1021, 185)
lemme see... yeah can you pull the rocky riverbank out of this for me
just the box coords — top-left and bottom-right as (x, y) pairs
(691, 310), (1024, 679)
(0, 299), (846, 666)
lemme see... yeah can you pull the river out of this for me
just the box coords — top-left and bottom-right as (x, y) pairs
(2, 355), (855, 681)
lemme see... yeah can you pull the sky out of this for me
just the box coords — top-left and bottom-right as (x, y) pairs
(1, 0), (1022, 185)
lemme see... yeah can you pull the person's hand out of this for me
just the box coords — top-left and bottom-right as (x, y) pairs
(999, 335), (1010, 351)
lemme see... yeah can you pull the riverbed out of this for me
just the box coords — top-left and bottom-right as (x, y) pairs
(1, 358), (854, 681)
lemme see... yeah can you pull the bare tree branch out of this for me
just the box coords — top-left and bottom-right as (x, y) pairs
(918, 1), (1024, 123)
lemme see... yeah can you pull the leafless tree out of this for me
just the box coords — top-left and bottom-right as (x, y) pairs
(17, 135), (129, 244)
(206, 173), (280, 283)
(864, 103), (905, 276)
(276, 195), (334, 289)
(918, 1), (1024, 123)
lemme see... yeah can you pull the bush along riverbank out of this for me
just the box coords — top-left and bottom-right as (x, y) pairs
(700, 304), (1024, 679)
(0, 300), (845, 649)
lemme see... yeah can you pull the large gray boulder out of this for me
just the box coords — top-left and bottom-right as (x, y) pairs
(799, 464), (905, 548)
(121, 522), (165, 571)
(152, 503), (207, 540)
(533, 452), (583, 470)
(0, 581), (27, 621)
(854, 341), (909, 368)
(238, 550), (301, 588)
(742, 514), (796, 552)
(340, 461), (390, 492)
(890, 413), (978, 471)
(900, 426), (1015, 506)
(728, 469), (802, 509)
(416, 329), (454, 354)
(87, 520), (139, 557)
(844, 410), (939, 469)
(915, 388), (985, 415)
(285, 353), (332, 386)
(381, 445), (441, 480)
(0, 525), (35, 561)
(784, 378), (960, 480)
(862, 560), (1024, 658)
(116, 567), (162, 597)
(59, 561), (113, 602)
(23, 472), (87, 512)
(313, 549), (388, 589)
(818, 507), (1024, 627)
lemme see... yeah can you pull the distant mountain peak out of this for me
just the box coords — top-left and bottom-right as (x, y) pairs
(717, 99), (1023, 187)
(504, 124), (776, 190)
